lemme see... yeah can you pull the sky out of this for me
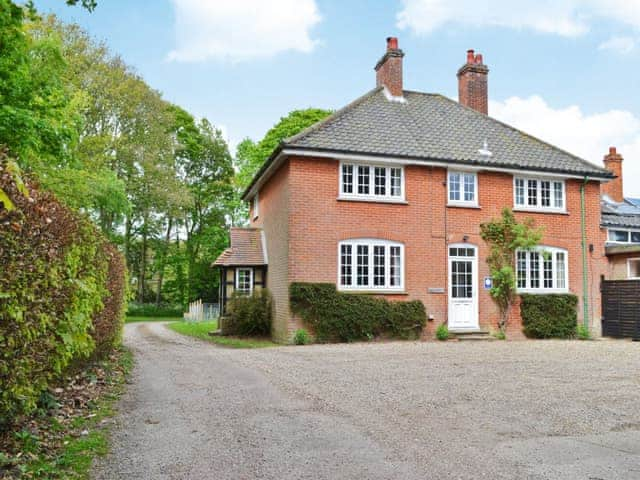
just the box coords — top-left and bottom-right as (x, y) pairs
(36, 0), (640, 195)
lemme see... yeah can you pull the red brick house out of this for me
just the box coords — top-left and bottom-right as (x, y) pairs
(216, 38), (613, 343)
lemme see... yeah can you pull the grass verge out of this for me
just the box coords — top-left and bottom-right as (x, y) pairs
(125, 316), (182, 323)
(167, 321), (277, 348)
(0, 348), (133, 479)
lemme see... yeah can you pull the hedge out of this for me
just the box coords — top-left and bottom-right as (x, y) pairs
(290, 283), (426, 342)
(224, 289), (272, 336)
(520, 293), (578, 338)
(126, 302), (183, 318)
(0, 156), (127, 430)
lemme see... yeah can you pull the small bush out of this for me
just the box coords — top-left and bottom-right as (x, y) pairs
(293, 329), (311, 345)
(520, 294), (578, 339)
(289, 283), (426, 342)
(225, 289), (272, 336)
(126, 302), (183, 318)
(576, 324), (591, 340)
(492, 330), (506, 340)
(436, 323), (449, 341)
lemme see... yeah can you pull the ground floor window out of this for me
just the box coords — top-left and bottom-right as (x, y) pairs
(339, 239), (403, 291)
(235, 268), (253, 295)
(516, 247), (568, 293)
(628, 259), (640, 279)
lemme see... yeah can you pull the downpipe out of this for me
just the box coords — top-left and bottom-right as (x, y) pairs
(580, 177), (590, 329)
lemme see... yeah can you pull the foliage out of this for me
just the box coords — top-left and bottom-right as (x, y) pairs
(480, 208), (543, 332)
(435, 323), (449, 341)
(167, 321), (276, 348)
(126, 302), (183, 318)
(0, 156), (126, 429)
(520, 294), (578, 339)
(492, 330), (506, 340)
(576, 324), (592, 340)
(289, 283), (427, 343)
(293, 329), (312, 345)
(224, 289), (273, 337)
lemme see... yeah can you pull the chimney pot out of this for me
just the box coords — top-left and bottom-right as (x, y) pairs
(609, 146), (617, 155)
(475, 53), (483, 64)
(466, 49), (475, 63)
(387, 37), (398, 50)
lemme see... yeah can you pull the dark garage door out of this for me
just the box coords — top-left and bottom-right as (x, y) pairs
(601, 280), (640, 339)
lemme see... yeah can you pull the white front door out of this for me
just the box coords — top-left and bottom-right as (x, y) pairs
(448, 244), (479, 330)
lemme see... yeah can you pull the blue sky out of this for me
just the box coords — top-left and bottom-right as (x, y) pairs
(37, 0), (640, 194)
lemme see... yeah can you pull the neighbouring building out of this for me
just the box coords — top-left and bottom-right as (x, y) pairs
(215, 38), (614, 343)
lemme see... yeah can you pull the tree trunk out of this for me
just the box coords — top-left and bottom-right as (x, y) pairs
(138, 220), (148, 303)
(155, 217), (173, 307)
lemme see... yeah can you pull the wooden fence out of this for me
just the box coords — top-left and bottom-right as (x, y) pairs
(601, 280), (640, 339)
(184, 300), (219, 323)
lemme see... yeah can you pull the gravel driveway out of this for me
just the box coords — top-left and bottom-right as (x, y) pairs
(93, 322), (640, 480)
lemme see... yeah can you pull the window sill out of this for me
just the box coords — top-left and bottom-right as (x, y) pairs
(337, 289), (408, 295)
(337, 196), (408, 205)
(517, 289), (569, 295)
(447, 203), (481, 209)
(513, 208), (568, 215)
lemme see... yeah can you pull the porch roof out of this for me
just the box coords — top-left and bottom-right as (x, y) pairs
(212, 228), (267, 267)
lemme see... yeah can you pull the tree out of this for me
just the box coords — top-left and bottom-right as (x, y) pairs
(479, 208), (542, 333)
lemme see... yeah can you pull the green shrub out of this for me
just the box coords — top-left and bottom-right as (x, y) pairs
(225, 289), (272, 336)
(293, 329), (311, 345)
(126, 302), (183, 318)
(492, 330), (506, 340)
(0, 156), (126, 430)
(435, 323), (449, 341)
(289, 283), (426, 342)
(576, 324), (591, 340)
(520, 293), (578, 339)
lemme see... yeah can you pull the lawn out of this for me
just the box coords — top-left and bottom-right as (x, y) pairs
(125, 316), (183, 323)
(167, 321), (277, 348)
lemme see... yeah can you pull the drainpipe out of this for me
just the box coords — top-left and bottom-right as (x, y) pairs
(580, 177), (590, 329)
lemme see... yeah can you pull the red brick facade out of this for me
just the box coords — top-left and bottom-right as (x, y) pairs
(251, 156), (608, 342)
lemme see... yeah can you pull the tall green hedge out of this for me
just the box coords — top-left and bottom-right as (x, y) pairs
(520, 293), (578, 338)
(290, 283), (426, 342)
(0, 156), (127, 429)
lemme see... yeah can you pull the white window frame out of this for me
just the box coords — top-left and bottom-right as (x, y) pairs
(339, 161), (405, 203)
(513, 176), (566, 213)
(607, 228), (640, 244)
(235, 268), (253, 295)
(516, 247), (569, 294)
(337, 239), (404, 292)
(627, 258), (640, 279)
(252, 192), (259, 220)
(447, 170), (478, 207)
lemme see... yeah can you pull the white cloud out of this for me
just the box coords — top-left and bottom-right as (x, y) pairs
(168, 0), (321, 62)
(490, 95), (640, 196)
(598, 35), (637, 54)
(397, 0), (640, 37)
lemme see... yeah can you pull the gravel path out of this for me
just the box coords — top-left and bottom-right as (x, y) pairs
(93, 322), (640, 480)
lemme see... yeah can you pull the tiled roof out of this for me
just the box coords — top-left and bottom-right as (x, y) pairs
(601, 197), (640, 228)
(284, 88), (612, 178)
(212, 228), (266, 266)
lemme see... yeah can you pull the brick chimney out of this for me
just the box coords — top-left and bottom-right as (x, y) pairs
(375, 37), (404, 97)
(602, 146), (624, 203)
(457, 49), (489, 114)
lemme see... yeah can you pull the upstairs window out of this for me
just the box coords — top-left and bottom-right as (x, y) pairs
(339, 239), (404, 291)
(516, 247), (568, 293)
(340, 163), (404, 201)
(607, 229), (640, 244)
(252, 193), (259, 220)
(448, 171), (477, 206)
(514, 177), (565, 211)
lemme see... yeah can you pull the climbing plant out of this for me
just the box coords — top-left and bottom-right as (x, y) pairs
(479, 208), (542, 333)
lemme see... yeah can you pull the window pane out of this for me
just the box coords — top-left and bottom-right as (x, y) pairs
(374, 167), (386, 196)
(556, 252), (566, 289)
(527, 179), (538, 206)
(451, 260), (472, 298)
(529, 251), (540, 288)
(541, 181), (551, 207)
(515, 178), (525, 205)
(357, 245), (369, 286)
(609, 230), (629, 242)
(632, 232), (640, 243)
(390, 246), (401, 286)
(553, 182), (563, 208)
(390, 168), (402, 197)
(342, 164), (353, 194)
(543, 254), (553, 288)
(357, 166), (370, 195)
(517, 251), (527, 288)
(373, 245), (386, 286)
(463, 173), (475, 202)
(449, 172), (460, 201)
(629, 260), (640, 278)
(340, 244), (352, 286)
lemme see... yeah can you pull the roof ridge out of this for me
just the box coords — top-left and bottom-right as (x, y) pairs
(284, 87), (383, 145)
(428, 93), (611, 176)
